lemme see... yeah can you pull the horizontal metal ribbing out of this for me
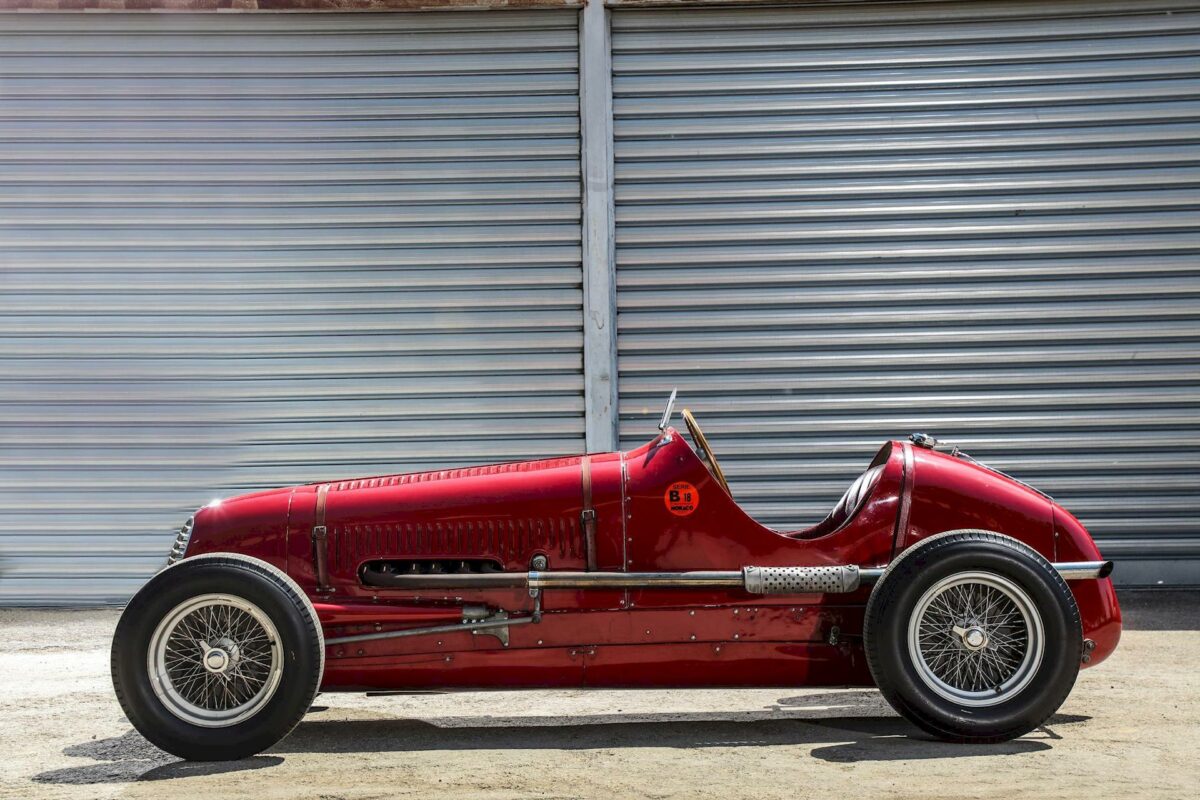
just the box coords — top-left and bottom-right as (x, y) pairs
(612, 1), (1200, 578)
(0, 10), (585, 605)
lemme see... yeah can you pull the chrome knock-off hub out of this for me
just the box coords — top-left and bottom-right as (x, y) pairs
(148, 595), (283, 727)
(201, 638), (240, 674)
(954, 625), (989, 651)
(908, 572), (1045, 707)
(204, 649), (228, 672)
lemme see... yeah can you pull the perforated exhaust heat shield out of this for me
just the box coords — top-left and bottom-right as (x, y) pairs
(742, 565), (862, 594)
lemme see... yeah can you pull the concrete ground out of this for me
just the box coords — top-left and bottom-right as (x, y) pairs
(0, 592), (1196, 800)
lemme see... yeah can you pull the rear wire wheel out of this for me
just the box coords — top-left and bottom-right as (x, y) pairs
(865, 530), (1082, 742)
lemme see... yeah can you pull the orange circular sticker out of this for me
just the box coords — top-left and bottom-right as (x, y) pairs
(664, 481), (700, 516)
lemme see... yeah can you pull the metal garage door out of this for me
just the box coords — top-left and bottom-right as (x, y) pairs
(612, 0), (1200, 584)
(0, 11), (583, 604)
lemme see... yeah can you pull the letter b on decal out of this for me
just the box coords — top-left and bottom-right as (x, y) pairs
(664, 481), (699, 517)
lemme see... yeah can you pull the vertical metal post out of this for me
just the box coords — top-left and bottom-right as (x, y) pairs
(579, 0), (619, 453)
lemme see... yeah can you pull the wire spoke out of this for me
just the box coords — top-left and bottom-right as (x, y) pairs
(914, 575), (1035, 700)
(156, 597), (280, 719)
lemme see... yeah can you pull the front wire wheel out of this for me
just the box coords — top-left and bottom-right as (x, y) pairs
(865, 530), (1082, 743)
(112, 553), (323, 761)
(148, 594), (284, 728)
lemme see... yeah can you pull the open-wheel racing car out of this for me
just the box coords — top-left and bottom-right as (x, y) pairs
(112, 392), (1120, 760)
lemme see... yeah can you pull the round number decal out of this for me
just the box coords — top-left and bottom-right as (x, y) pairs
(664, 481), (700, 516)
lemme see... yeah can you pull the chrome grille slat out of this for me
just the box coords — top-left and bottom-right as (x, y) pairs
(166, 516), (194, 566)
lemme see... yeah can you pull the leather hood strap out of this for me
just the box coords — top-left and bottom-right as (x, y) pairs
(312, 483), (332, 594)
(581, 456), (597, 571)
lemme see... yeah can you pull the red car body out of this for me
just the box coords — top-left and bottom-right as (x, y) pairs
(184, 430), (1121, 692)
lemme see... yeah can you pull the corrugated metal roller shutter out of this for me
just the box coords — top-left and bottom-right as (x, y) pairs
(612, 0), (1200, 584)
(0, 11), (583, 604)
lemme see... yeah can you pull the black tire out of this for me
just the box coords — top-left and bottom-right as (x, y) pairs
(864, 530), (1082, 742)
(112, 553), (324, 760)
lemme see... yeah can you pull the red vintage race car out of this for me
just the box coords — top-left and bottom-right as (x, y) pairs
(111, 392), (1120, 761)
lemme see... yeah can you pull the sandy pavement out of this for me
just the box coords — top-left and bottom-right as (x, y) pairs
(1, 593), (1196, 800)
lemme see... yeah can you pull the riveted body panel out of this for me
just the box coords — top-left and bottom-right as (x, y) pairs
(182, 426), (1120, 690)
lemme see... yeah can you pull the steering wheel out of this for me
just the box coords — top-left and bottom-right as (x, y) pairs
(681, 408), (732, 497)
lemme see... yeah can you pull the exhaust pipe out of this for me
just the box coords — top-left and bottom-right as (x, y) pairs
(336, 560), (1113, 647)
(1053, 560), (1114, 580)
(361, 560), (1112, 595)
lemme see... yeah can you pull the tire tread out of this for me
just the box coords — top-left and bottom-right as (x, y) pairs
(864, 530), (1082, 743)
(111, 553), (324, 760)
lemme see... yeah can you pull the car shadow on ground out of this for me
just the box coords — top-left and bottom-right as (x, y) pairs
(33, 741), (282, 785)
(276, 714), (1071, 763)
(33, 690), (1087, 785)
